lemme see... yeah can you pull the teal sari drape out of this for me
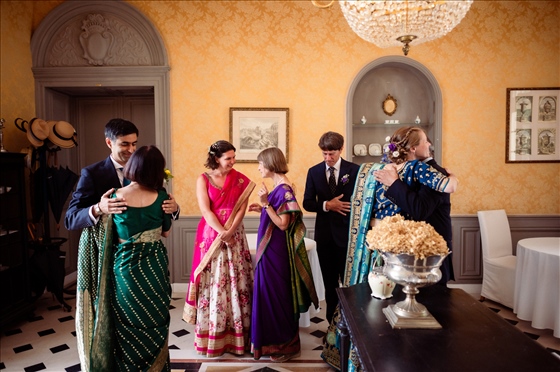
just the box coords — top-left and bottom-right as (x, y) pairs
(321, 162), (384, 372)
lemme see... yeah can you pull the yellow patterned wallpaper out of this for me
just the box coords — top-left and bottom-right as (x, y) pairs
(1, 1), (559, 216)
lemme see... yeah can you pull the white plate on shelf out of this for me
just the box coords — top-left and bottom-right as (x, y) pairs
(353, 144), (367, 156)
(368, 143), (382, 156)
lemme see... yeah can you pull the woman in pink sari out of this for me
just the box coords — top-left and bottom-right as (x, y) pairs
(183, 140), (255, 357)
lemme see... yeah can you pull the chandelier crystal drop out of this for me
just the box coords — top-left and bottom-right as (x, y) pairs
(314, 1), (473, 55)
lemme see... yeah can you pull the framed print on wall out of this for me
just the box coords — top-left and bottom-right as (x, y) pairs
(506, 87), (559, 163)
(229, 107), (289, 163)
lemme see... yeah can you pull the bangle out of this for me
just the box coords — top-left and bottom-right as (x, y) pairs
(263, 204), (270, 210)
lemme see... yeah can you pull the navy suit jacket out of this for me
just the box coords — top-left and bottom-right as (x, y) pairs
(384, 158), (454, 282)
(303, 159), (360, 248)
(64, 156), (121, 231)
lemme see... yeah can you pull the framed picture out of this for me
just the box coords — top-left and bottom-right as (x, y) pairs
(506, 87), (559, 163)
(229, 107), (289, 162)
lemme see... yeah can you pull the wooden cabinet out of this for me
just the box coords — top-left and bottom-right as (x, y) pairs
(0, 152), (33, 328)
(346, 56), (442, 165)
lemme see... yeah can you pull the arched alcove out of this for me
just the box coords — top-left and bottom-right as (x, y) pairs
(346, 56), (443, 163)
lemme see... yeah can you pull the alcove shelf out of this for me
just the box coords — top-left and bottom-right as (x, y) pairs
(345, 56), (442, 165)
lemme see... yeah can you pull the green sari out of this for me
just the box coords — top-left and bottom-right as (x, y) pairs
(76, 190), (172, 371)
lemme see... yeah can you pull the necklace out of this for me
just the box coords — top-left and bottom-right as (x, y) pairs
(274, 176), (286, 188)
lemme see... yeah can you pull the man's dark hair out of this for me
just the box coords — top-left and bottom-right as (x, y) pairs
(318, 131), (344, 151)
(104, 118), (139, 141)
(124, 145), (165, 190)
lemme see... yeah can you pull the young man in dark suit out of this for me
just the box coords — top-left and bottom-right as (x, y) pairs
(65, 118), (179, 231)
(303, 131), (360, 322)
(375, 156), (455, 285)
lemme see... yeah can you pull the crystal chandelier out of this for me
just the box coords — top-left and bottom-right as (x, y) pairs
(312, 1), (473, 56)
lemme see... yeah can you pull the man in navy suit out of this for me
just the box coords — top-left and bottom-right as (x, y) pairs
(303, 132), (359, 322)
(375, 155), (455, 285)
(65, 118), (179, 231)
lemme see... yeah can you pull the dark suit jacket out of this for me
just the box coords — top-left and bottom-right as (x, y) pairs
(303, 159), (360, 248)
(384, 158), (454, 282)
(65, 156), (121, 231)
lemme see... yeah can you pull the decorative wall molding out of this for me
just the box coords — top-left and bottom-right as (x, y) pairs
(169, 214), (559, 284)
(31, 1), (167, 68)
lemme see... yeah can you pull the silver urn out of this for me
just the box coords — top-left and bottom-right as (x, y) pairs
(381, 251), (449, 329)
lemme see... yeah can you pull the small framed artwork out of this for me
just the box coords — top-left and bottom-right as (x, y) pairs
(229, 107), (289, 162)
(506, 87), (559, 163)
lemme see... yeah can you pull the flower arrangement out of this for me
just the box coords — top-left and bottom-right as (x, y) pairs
(341, 173), (350, 185)
(385, 136), (400, 158)
(164, 168), (174, 185)
(366, 215), (448, 259)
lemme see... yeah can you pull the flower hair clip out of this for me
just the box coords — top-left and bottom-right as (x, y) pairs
(208, 143), (216, 155)
(385, 142), (400, 158)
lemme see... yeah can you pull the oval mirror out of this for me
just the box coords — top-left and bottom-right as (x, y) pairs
(382, 94), (397, 116)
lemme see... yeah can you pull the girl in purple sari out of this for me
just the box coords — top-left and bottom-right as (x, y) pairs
(183, 141), (255, 357)
(248, 147), (318, 362)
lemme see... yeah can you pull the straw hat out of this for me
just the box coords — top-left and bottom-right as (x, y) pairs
(26, 118), (50, 148)
(48, 121), (78, 148)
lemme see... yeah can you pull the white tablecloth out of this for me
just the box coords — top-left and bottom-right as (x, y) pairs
(246, 233), (325, 327)
(513, 237), (560, 338)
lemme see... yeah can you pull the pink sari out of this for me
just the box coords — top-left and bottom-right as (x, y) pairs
(183, 169), (255, 357)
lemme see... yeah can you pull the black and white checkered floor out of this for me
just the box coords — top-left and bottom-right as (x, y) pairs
(1, 286), (559, 371)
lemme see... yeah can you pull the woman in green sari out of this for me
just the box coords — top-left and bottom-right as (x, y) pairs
(76, 145), (172, 371)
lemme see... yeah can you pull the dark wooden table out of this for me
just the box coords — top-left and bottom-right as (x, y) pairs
(337, 282), (560, 372)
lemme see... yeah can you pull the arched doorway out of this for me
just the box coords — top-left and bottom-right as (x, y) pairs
(30, 0), (171, 275)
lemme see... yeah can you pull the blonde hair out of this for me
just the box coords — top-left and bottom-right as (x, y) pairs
(387, 127), (424, 164)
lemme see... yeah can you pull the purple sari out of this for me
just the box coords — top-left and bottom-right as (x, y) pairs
(251, 184), (318, 359)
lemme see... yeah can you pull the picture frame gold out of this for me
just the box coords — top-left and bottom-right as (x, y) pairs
(229, 107), (289, 163)
(506, 87), (559, 163)
(382, 94), (397, 116)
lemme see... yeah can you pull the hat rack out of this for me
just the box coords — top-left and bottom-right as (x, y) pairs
(14, 118), (78, 241)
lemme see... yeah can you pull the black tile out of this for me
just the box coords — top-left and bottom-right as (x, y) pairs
(170, 362), (201, 369)
(310, 316), (324, 324)
(23, 363), (46, 372)
(313, 345), (324, 351)
(173, 329), (190, 337)
(0, 362), (5, 369)
(71, 331), (77, 337)
(169, 344), (180, 349)
(58, 315), (74, 323)
(28, 315), (44, 322)
(504, 318), (518, 326)
(48, 304), (63, 311)
(169, 304), (176, 310)
(310, 329), (327, 339)
(14, 344), (33, 353)
(50, 344), (70, 353)
(523, 331), (540, 341)
(487, 307), (500, 313)
(65, 363), (81, 372)
(4, 328), (22, 336)
(38, 328), (56, 337)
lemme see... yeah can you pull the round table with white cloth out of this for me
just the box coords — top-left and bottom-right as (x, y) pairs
(246, 233), (326, 327)
(513, 237), (560, 338)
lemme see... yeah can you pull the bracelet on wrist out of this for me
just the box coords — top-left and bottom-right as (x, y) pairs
(263, 203), (270, 210)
